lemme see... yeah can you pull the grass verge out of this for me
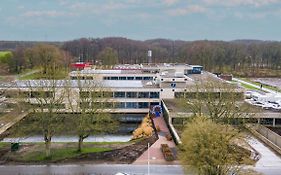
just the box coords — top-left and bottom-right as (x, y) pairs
(10, 146), (112, 162)
(240, 78), (281, 92)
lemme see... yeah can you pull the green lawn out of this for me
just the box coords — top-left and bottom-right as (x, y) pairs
(232, 80), (261, 91)
(12, 146), (112, 162)
(25, 147), (111, 161)
(0, 51), (12, 57)
(240, 78), (281, 92)
(0, 51), (12, 64)
(18, 68), (69, 80)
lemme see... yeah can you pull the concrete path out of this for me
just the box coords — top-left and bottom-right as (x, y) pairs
(0, 110), (30, 135)
(133, 116), (179, 165)
(247, 137), (281, 175)
(233, 78), (281, 95)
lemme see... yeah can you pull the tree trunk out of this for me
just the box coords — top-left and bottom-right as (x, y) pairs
(45, 140), (51, 158)
(78, 136), (83, 152)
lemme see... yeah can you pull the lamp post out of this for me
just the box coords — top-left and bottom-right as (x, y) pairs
(147, 142), (150, 175)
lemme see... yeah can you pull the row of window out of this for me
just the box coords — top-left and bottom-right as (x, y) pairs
(80, 91), (160, 99)
(29, 103), (65, 109)
(103, 76), (154, 81)
(79, 102), (159, 109)
(174, 92), (243, 99)
(71, 76), (93, 80)
(6, 91), (54, 98)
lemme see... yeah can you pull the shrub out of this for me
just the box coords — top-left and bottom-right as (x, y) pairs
(165, 133), (172, 141)
(156, 125), (161, 132)
(161, 144), (174, 161)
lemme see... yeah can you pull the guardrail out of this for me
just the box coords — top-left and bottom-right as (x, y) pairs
(247, 124), (281, 155)
(161, 100), (182, 145)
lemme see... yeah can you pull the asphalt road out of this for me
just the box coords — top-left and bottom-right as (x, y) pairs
(0, 164), (185, 175)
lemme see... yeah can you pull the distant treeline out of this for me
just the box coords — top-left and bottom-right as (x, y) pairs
(1, 38), (281, 77)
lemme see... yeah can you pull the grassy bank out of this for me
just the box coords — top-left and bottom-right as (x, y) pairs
(1, 142), (124, 162)
(18, 68), (69, 80)
(240, 78), (281, 92)
(232, 79), (262, 91)
(16, 147), (112, 162)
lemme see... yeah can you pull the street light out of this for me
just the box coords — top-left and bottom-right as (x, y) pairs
(147, 142), (150, 175)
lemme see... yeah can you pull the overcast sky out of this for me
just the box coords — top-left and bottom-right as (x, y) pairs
(1, 0), (281, 41)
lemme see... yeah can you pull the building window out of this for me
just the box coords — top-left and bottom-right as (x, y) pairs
(150, 102), (159, 106)
(114, 92), (126, 98)
(127, 77), (134, 80)
(136, 77), (142, 80)
(114, 102), (125, 108)
(119, 77), (126, 80)
(139, 102), (149, 108)
(126, 92), (137, 98)
(150, 92), (159, 98)
(103, 102), (114, 108)
(144, 77), (153, 80)
(138, 92), (149, 98)
(126, 102), (138, 108)
(110, 77), (118, 80)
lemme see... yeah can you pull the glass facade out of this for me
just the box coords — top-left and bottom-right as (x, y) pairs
(114, 92), (126, 98)
(126, 92), (137, 98)
(103, 76), (154, 80)
(138, 92), (149, 98)
(150, 92), (159, 98)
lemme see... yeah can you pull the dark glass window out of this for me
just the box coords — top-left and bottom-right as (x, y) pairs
(138, 92), (149, 98)
(115, 102), (125, 108)
(150, 92), (159, 98)
(126, 102), (138, 108)
(111, 77), (118, 80)
(114, 92), (125, 98)
(144, 77), (153, 80)
(126, 92), (137, 98)
(139, 102), (149, 108)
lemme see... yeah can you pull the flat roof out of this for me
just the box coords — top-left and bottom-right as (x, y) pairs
(4, 80), (159, 89)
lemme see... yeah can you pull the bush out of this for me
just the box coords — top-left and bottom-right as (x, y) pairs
(161, 144), (174, 161)
(165, 133), (172, 141)
(156, 125), (161, 132)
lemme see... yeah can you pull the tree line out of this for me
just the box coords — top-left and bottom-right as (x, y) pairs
(2, 38), (281, 76)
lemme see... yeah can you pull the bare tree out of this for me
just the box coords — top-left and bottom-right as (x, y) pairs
(177, 79), (252, 125)
(20, 78), (66, 157)
(65, 77), (118, 152)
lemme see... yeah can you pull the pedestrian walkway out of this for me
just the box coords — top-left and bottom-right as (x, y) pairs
(233, 78), (281, 95)
(133, 116), (179, 165)
(0, 110), (30, 135)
